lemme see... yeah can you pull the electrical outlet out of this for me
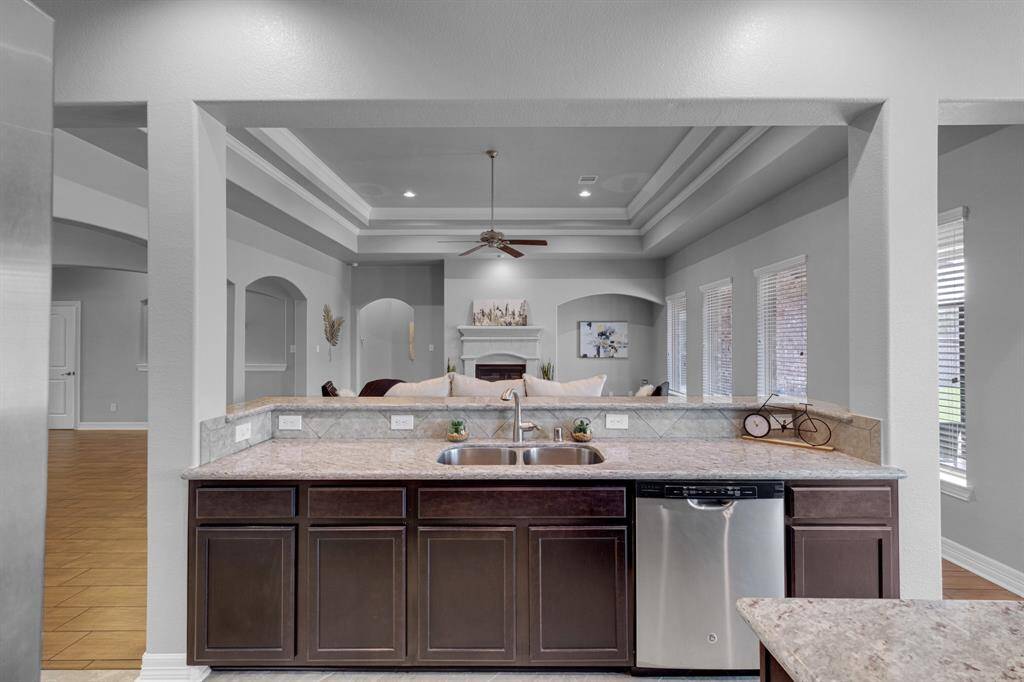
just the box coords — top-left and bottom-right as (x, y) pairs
(289, 344), (296, 354)
(605, 413), (629, 430)
(390, 414), (414, 430)
(428, 344), (435, 352)
(278, 414), (302, 431)
(109, 402), (118, 412)
(234, 422), (252, 442)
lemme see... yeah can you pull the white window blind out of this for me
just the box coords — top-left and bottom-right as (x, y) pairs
(666, 293), (686, 394)
(938, 208), (967, 471)
(701, 278), (733, 397)
(756, 255), (807, 398)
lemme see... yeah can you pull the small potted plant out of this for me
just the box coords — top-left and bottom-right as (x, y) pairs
(447, 418), (468, 442)
(540, 361), (554, 380)
(571, 417), (592, 443)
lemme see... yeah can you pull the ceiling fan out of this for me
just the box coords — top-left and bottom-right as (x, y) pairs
(439, 150), (548, 258)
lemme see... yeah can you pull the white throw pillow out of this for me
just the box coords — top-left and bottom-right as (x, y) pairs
(635, 384), (657, 397)
(451, 373), (525, 397)
(523, 374), (607, 397)
(384, 374), (451, 397)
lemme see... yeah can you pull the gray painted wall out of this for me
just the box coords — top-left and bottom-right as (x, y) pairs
(52, 266), (149, 423)
(0, 2), (52, 678)
(938, 125), (1024, 576)
(664, 160), (850, 404)
(351, 263), (444, 390)
(444, 258), (664, 391)
(556, 294), (661, 395)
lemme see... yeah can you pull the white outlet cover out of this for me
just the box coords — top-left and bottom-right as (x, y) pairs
(235, 422), (252, 442)
(278, 415), (302, 431)
(109, 402), (118, 412)
(390, 414), (415, 430)
(605, 413), (629, 430)
(428, 344), (435, 352)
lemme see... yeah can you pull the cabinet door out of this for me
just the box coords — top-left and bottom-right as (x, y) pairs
(307, 527), (406, 662)
(528, 526), (629, 663)
(789, 526), (896, 598)
(193, 526), (295, 662)
(417, 527), (516, 662)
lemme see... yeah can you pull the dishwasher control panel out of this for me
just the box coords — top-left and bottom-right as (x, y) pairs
(637, 480), (784, 500)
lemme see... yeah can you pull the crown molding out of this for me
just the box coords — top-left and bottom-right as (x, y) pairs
(247, 127), (372, 224)
(639, 126), (770, 236)
(370, 206), (629, 222)
(226, 133), (362, 239)
(627, 127), (715, 219)
(365, 227), (641, 237)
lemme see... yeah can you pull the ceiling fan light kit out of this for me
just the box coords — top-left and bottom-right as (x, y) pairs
(440, 149), (549, 258)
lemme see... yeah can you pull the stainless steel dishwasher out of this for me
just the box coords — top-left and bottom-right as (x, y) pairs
(635, 480), (785, 672)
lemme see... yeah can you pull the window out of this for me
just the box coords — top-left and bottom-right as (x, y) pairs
(666, 293), (686, 394)
(938, 208), (967, 472)
(756, 255), (807, 398)
(701, 278), (733, 397)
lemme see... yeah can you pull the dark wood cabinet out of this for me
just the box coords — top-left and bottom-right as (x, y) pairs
(528, 526), (629, 663)
(192, 526), (295, 662)
(307, 526), (406, 662)
(416, 526), (517, 662)
(785, 480), (899, 599)
(789, 525), (896, 598)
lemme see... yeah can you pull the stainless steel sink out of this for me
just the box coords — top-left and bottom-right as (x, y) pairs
(437, 446), (517, 465)
(521, 446), (605, 465)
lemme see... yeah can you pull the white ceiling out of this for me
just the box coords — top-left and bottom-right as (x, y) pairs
(289, 126), (690, 208)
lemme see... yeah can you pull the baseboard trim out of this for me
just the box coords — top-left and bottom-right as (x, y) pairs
(942, 536), (1024, 597)
(77, 421), (149, 430)
(137, 653), (210, 681)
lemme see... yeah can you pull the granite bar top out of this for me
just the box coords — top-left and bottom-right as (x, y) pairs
(223, 395), (861, 423)
(736, 597), (1024, 682)
(183, 437), (904, 480)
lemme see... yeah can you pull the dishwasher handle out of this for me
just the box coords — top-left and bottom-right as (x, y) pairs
(687, 499), (735, 511)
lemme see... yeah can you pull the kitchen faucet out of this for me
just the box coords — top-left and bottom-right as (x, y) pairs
(500, 387), (536, 443)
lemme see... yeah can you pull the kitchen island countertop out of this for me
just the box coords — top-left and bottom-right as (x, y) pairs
(736, 597), (1024, 682)
(183, 436), (904, 480)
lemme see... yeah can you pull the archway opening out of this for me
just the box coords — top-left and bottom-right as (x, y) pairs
(242, 276), (308, 401)
(555, 293), (665, 396)
(357, 298), (416, 388)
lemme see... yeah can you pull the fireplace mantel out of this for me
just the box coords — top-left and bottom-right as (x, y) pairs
(457, 325), (543, 378)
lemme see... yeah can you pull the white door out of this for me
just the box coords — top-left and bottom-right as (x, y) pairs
(48, 302), (79, 429)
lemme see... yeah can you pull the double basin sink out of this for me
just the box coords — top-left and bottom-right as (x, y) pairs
(438, 444), (604, 466)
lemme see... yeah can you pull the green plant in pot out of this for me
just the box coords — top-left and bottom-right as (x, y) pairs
(571, 417), (592, 443)
(540, 361), (554, 380)
(447, 418), (468, 442)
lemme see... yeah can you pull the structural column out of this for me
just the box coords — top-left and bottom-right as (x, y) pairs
(848, 97), (942, 598)
(144, 100), (227, 677)
(229, 280), (246, 404)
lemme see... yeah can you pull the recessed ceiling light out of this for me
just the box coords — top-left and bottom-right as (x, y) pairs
(579, 189), (591, 198)
(403, 190), (416, 198)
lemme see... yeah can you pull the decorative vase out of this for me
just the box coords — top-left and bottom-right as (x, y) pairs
(571, 431), (592, 443)
(447, 430), (468, 442)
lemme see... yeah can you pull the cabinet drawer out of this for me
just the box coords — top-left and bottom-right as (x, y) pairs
(308, 487), (407, 520)
(195, 487), (296, 519)
(787, 485), (893, 522)
(419, 487), (626, 520)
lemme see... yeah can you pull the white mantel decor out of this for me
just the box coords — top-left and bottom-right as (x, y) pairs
(458, 325), (542, 378)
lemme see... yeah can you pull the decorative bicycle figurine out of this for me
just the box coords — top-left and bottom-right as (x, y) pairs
(742, 393), (832, 447)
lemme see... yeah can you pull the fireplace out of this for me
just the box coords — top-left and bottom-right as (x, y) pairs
(457, 325), (543, 378)
(475, 363), (526, 382)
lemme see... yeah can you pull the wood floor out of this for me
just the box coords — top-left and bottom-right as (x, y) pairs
(43, 430), (147, 670)
(40, 431), (1021, 671)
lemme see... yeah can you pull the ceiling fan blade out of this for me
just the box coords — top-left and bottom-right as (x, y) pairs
(498, 244), (525, 258)
(459, 244), (488, 256)
(438, 240), (482, 243)
(505, 239), (548, 246)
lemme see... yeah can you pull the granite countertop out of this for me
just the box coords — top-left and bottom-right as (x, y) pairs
(223, 395), (860, 423)
(736, 597), (1024, 682)
(182, 437), (904, 480)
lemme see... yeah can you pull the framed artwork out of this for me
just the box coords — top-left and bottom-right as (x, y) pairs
(579, 321), (629, 358)
(472, 299), (528, 326)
